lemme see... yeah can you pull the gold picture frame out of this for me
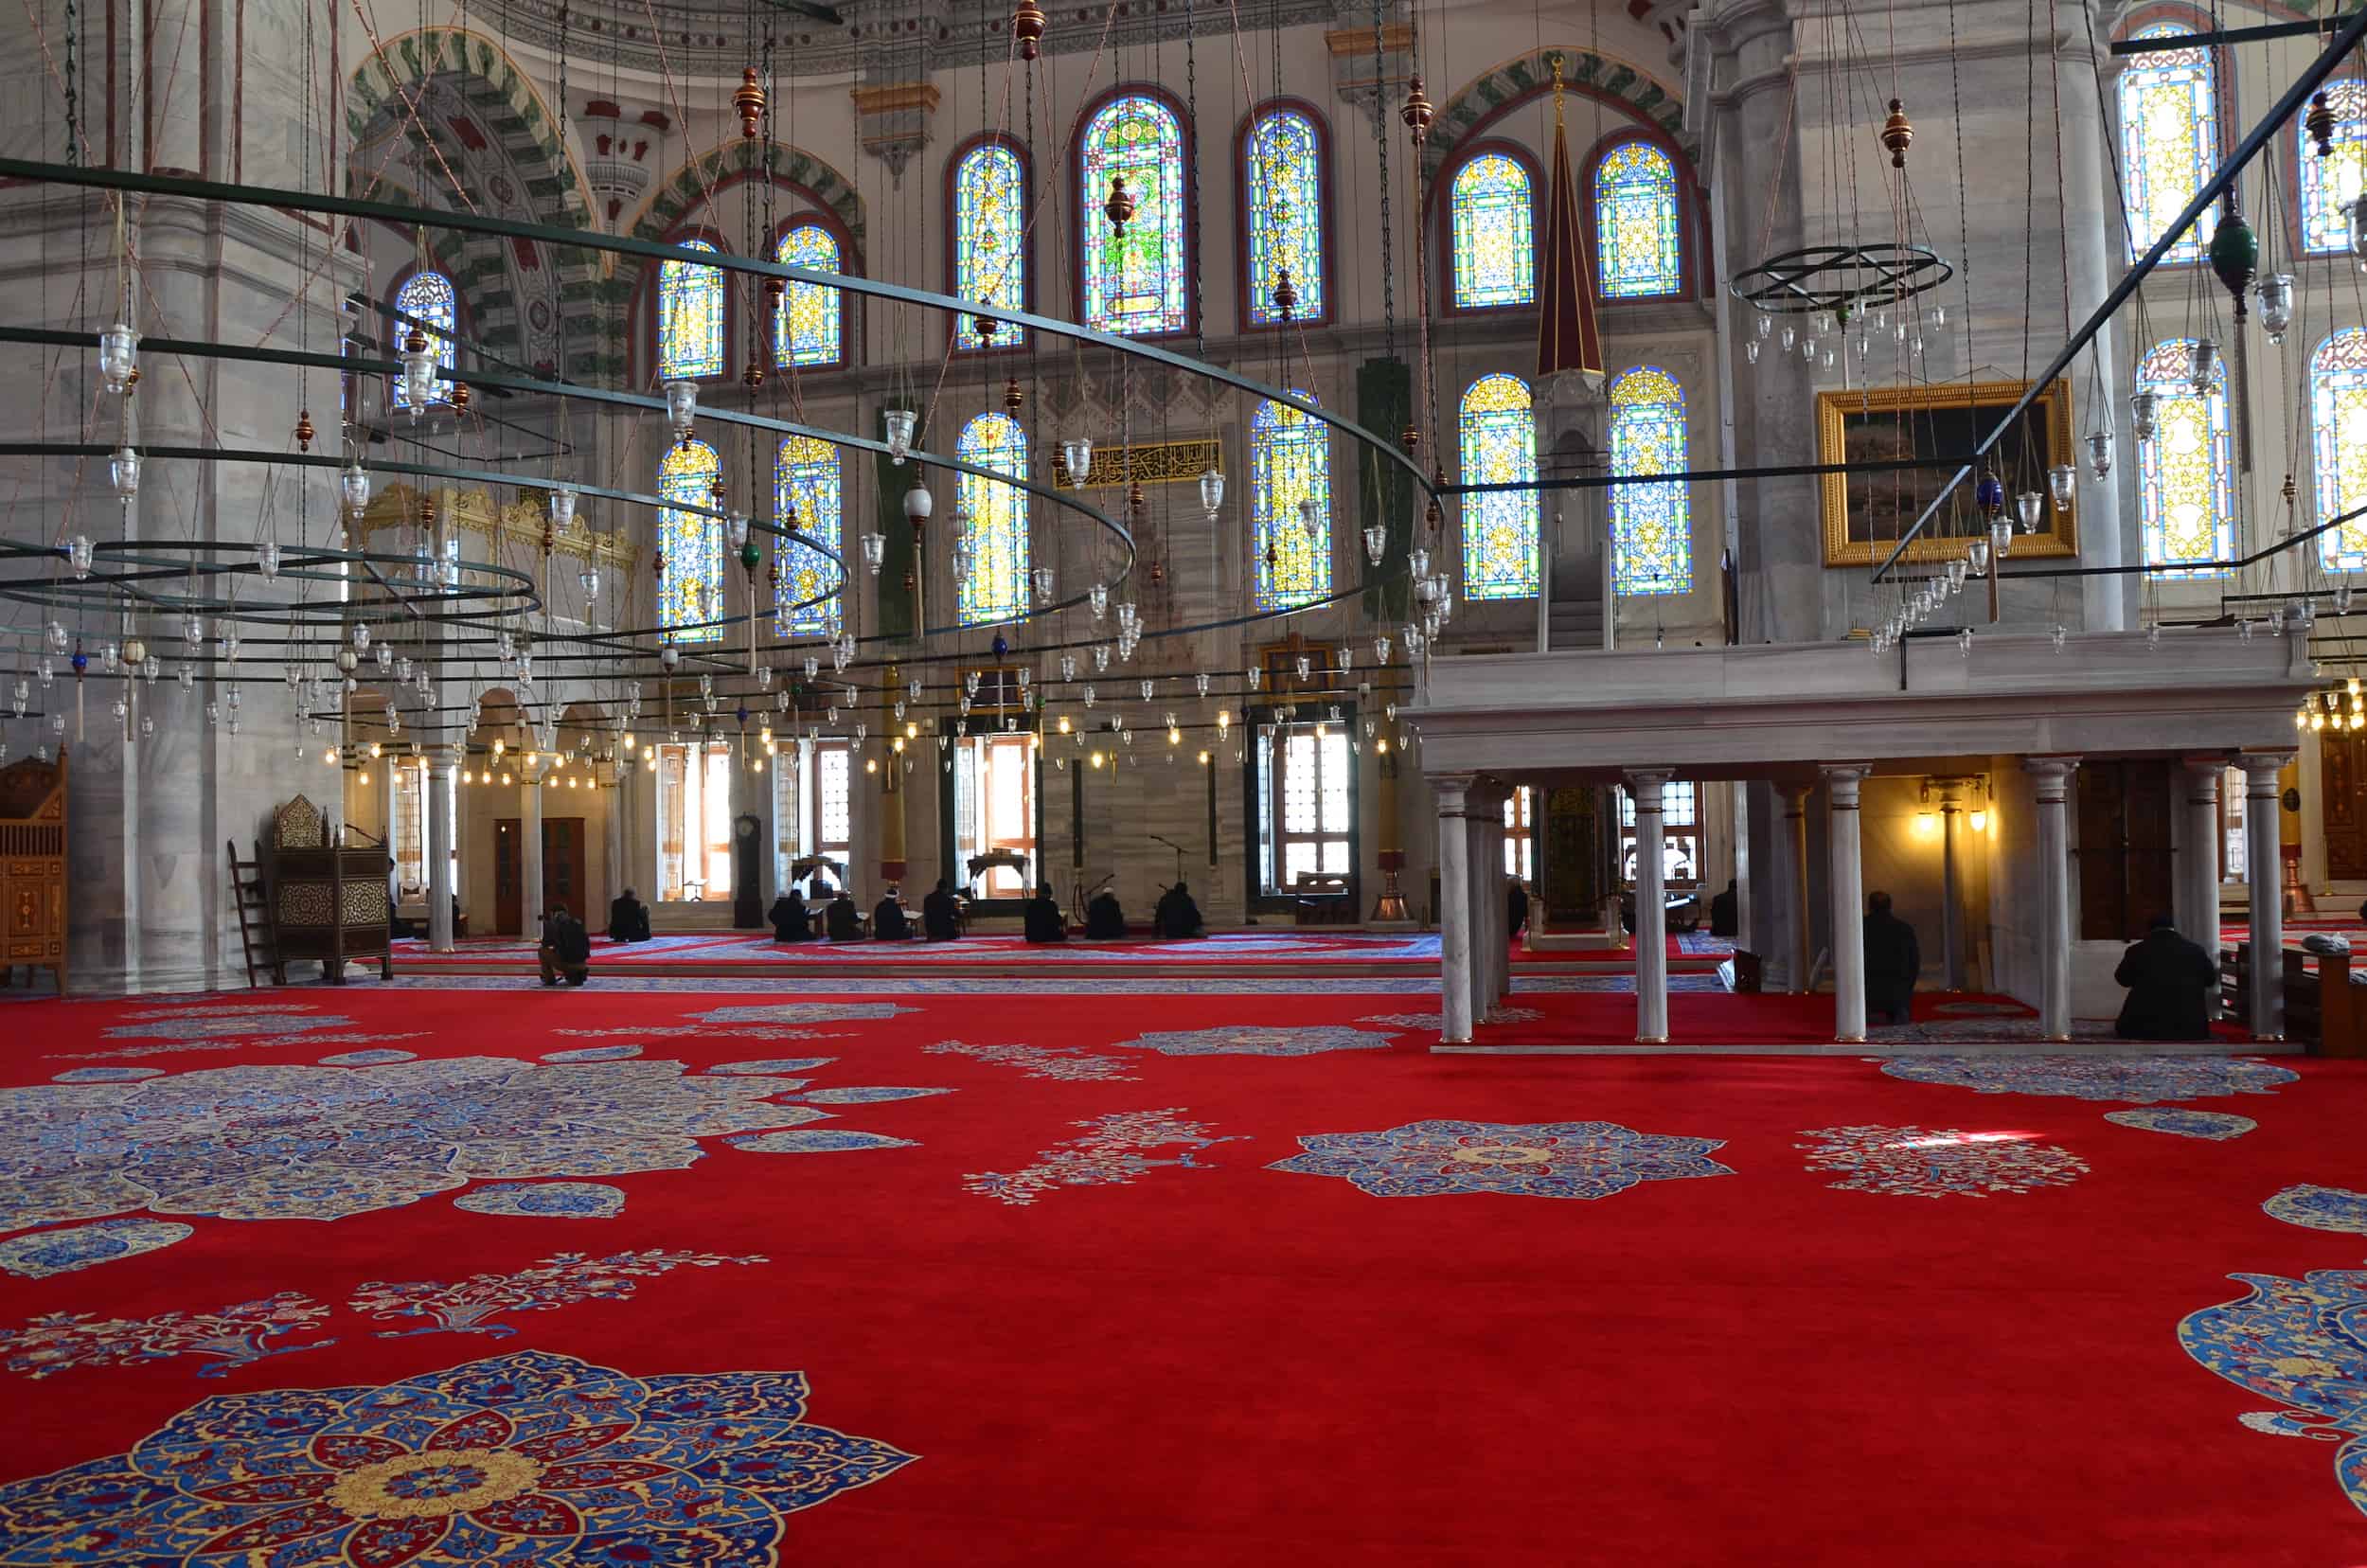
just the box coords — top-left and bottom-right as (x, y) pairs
(1817, 378), (2078, 567)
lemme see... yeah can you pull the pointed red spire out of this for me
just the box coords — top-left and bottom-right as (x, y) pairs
(1536, 55), (1606, 385)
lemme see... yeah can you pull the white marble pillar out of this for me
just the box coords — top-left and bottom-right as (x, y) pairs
(1823, 765), (1872, 1042)
(427, 758), (455, 952)
(1628, 770), (1672, 1043)
(1436, 775), (1476, 1043)
(2024, 757), (2082, 1043)
(1782, 781), (1813, 994)
(522, 768), (546, 930)
(2179, 758), (2223, 963)
(2244, 752), (2292, 1040)
(1938, 782), (1967, 993)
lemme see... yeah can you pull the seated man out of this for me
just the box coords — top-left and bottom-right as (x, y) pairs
(825, 888), (864, 941)
(1507, 879), (1531, 938)
(769, 888), (813, 943)
(1154, 880), (1206, 939)
(872, 886), (912, 941)
(1023, 883), (1067, 944)
(922, 879), (962, 941)
(1084, 888), (1128, 940)
(1709, 878), (1739, 937)
(607, 887), (651, 943)
(538, 904), (592, 987)
(2114, 913), (2217, 1041)
(1862, 891), (1922, 1025)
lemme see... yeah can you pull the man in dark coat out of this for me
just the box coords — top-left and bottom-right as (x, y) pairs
(1507, 879), (1531, 938)
(1023, 884), (1067, 943)
(2115, 913), (2218, 1041)
(538, 904), (592, 987)
(769, 889), (812, 942)
(922, 880), (962, 941)
(1084, 888), (1127, 940)
(1154, 881), (1205, 939)
(825, 889), (863, 941)
(873, 886), (912, 940)
(1708, 878), (1739, 937)
(607, 888), (651, 943)
(1863, 891), (1921, 1025)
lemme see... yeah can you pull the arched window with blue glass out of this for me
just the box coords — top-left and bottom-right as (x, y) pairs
(956, 412), (1029, 625)
(774, 435), (842, 638)
(1593, 139), (1682, 299)
(658, 439), (724, 640)
(2312, 328), (2367, 569)
(1458, 372), (1539, 598)
(391, 270), (456, 410)
(774, 222), (845, 368)
(1608, 366), (1691, 596)
(2136, 337), (2234, 575)
(1243, 103), (1328, 328)
(2116, 23), (2218, 263)
(1077, 89), (1192, 336)
(1448, 148), (1535, 311)
(1250, 393), (1331, 611)
(2301, 80), (2367, 255)
(656, 238), (726, 380)
(952, 139), (1028, 349)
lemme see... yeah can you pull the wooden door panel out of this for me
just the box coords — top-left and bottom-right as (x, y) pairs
(493, 819), (522, 936)
(543, 819), (585, 921)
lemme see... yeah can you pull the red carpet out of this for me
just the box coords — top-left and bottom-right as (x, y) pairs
(0, 986), (2358, 1563)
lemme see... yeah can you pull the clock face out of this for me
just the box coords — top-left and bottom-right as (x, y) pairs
(736, 818), (756, 840)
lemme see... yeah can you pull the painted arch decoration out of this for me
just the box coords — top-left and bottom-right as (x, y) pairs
(1420, 45), (1696, 188)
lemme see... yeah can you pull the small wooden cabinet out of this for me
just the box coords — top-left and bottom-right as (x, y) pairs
(0, 749), (66, 993)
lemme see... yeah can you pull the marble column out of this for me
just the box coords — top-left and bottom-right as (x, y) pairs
(1782, 781), (1814, 994)
(426, 759), (455, 953)
(1435, 774), (1476, 1043)
(1465, 784), (1501, 1021)
(2244, 752), (2293, 1040)
(1937, 781), (1967, 992)
(1628, 771), (1672, 1042)
(2024, 757), (2082, 1043)
(2179, 758), (2223, 963)
(1823, 765), (1872, 1042)
(521, 767), (545, 929)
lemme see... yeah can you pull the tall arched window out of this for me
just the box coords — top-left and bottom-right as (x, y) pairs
(1078, 91), (1191, 336)
(956, 412), (1029, 625)
(2301, 80), (2367, 255)
(657, 239), (725, 380)
(775, 435), (843, 637)
(774, 223), (844, 367)
(2117, 24), (2218, 263)
(2136, 338), (2234, 575)
(390, 270), (456, 410)
(1594, 139), (1682, 299)
(1449, 151), (1535, 310)
(658, 439), (724, 640)
(1458, 373), (1539, 598)
(1244, 105), (1326, 328)
(2312, 328), (2367, 569)
(1608, 366), (1691, 596)
(1250, 393), (1331, 611)
(952, 140), (1027, 350)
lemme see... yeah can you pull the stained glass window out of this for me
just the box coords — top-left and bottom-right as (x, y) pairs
(2301, 80), (2367, 255)
(2117, 25), (2217, 263)
(657, 239), (725, 380)
(1250, 393), (1331, 611)
(390, 270), (455, 409)
(2313, 329), (2367, 569)
(1609, 366), (1691, 596)
(774, 224), (843, 367)
(2137, 338), (2234, 576)
(774, 435), (842, 637)
(658, 439), (724, 641)
(1594, 140), (1682, 298)
(1450, 151), (1535, 310)
(1079, 92), (1189, 335)
(954, 142), (1027, 349)
(1458, 373), (1539, 598)
(956, 412), (1029, 625)
(1245, 106), (1326, 327)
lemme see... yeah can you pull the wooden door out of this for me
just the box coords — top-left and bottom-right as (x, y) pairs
(543, 818), (586, 924)
(2075, 761), (2176, 942)
(493, 819), (522, 935)
(2323, 730), (2367, 878)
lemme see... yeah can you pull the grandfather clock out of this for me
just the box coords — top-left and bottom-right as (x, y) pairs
(733, 812), (763, 929)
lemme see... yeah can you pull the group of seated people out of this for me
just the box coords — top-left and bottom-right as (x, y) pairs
(761, 877), (1209, 944)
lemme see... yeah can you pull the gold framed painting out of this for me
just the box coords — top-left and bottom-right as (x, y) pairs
(1817, 378), (2078, 567)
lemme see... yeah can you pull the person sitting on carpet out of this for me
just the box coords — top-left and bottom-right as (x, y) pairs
(538, 904), (592, 987)
(1862, 891), (1921, 1025)
(607, 887), (651, 943)
(922, 879), (962, 941)
(1709, 878), (1738, 937)
(1507, 879), (1530, 938)
(873, 886), (912, 940)
(769, 888), (813, 943)
(826, 887), (863, 941)
(1154, 881), (1205, 939)
(1024, 883), (1067, 943)
(1085, 888), (1128, 940)
(2114, 913), (2217, 1041)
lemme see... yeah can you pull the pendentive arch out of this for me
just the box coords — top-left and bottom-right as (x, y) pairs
(1419, 44), (1696, 192)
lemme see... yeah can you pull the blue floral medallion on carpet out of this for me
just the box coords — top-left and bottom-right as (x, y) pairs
(1796, 1126), (2088, 1197)
(2262, 1185), (2367, 1234)
(1878, 1055), (2298, 1102)
(452, 1183), (626, 1220)
(2101, 1108), (2257, 1140)
(0, 1348), (914, 1561)
(2179, 1261), (2367, 1520)
(1268, 1120), (1733, 1199)
(1116, 1025), (1397, 1056)
(0, 1219), (192, 1279)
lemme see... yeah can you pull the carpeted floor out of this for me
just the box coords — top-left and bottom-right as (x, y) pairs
(0, 985), (2360, 1564)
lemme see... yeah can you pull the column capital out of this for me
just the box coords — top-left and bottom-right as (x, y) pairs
(2180, 756), (2225, 803)
(1820, 762), (1873, 807)
(2022, 755), (2082, 801)
(1623, 768), (1673, 805)
(1778, 778), (1815, 812)
(1432, 772), (1476, 816)
(2241, 750), (2296, 789)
